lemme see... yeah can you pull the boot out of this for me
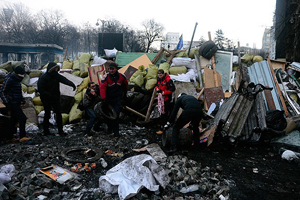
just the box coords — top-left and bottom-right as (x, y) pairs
(167, 145), (177, 153)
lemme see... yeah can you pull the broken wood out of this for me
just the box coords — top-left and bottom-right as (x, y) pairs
(124, 106), (146, 119)
(267, 58), (289, 116)
(63, 46), (68, 61)
(145, 89), (157, 122)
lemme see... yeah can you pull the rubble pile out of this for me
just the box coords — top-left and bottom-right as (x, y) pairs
(0, 122), (233, 200)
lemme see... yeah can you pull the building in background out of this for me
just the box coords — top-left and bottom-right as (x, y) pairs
(262, 28), (271, 53)
(275, 0), (300, 61)
(161, 32), (189, 50)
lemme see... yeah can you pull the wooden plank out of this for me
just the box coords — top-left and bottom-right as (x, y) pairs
(267, 58), (289, 116)
(145, 89), (157, 122)
(208, 32), (219, 87)
(264, 89), (276, 110)
(124, 106), (146, 119)
(203, 67), (221, 88)
(151, 47), (164, 64)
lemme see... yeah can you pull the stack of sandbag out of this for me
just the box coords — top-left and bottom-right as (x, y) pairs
(144, 64), (158, 90)
(130, 65), (147, 87)
(169, 57), (198, 83)
(241, 54), (263, 64)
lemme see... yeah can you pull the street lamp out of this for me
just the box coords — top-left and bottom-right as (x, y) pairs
(96, 19), (106, 56)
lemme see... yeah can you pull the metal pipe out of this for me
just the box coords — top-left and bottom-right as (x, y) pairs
(187, 22), (198, 56)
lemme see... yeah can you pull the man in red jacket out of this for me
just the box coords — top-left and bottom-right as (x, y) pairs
(100, 62), (128, 137)
(155, 69), (175, 133)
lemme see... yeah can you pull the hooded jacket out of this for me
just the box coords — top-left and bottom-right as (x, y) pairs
(0, 72), (24, 105)
(100, 71), (128, 101)
(155, 73), (175, 101)
(37, 64), (76, 102)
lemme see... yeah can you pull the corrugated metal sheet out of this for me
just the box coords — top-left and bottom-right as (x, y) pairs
(248, 60), (283, 111)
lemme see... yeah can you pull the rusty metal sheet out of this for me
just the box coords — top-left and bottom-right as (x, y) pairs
(204, 86), (224, 108)
(264, 89), (276, 110)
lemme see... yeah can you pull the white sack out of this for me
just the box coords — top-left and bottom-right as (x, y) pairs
(171, 57), (196, 69)
(99, 154), (169, 200)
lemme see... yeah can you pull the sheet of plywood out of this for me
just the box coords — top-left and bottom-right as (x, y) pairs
(203, 67), (221, 88)
(118, 54), (152, 74)
(88, 65), (106, 85)
(59, 73), (83, 97)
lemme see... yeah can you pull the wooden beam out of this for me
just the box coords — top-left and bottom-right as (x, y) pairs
(267, 58), (289, 116)
(124, 106), (146, 119)
(145, 89), (157, 122)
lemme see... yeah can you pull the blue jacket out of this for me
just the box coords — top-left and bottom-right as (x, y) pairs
(0, 72), (24, 105)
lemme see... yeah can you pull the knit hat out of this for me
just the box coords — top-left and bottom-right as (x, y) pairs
(47, 62), (59, 72)
(14, 66), (25, 75)
(109, 63), (118, 68)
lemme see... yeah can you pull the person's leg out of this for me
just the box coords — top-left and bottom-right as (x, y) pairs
(7, 104), (18, 139)
(43, 101), (51, 135)
(11, 103), (27, 138)
(85, 108), (96, 135)
(191, 114), (202, 145)
(170, 111), (191, 150)
(52, 101), (65, 135)
(111, 100), (122, 137)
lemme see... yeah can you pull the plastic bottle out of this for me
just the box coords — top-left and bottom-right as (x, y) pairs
(179, 184), (199, 193)
(100, 158), (108, 168)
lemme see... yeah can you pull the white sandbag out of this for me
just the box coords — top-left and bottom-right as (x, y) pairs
(171, 57), (196, 69)
(0, 164), (15, 185)
(92, 56), (107, 65)
(169, 69), (197, 83)
(104, 48), (118, 58)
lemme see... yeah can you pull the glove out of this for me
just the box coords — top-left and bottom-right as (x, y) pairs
(164, 122), (171, 130)
(21, 99), (26, 105)
(72, 85), (76, 91)
(157, 90), (162, 93)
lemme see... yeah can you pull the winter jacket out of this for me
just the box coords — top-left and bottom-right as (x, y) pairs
(169, 95), (203, 123)
(82, 87), (101, 109)
(100, 72), (128, 101)
(155, 73), (175, 101)
(0, 72), (24, 105)
(37, 65), (76, 103)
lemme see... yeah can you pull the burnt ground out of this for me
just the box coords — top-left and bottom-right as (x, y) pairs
(1, 119), (300, 200)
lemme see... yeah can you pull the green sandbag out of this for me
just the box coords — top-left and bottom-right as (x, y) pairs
(33, 96), (43, 106)
(175, 51), (188, 57)
(145, 78), (157, 90)
(186, 48), (199, 59)
(79, 53), (92, 63)
(27, 86), (36, 94)
(131, 73), (144, 87)
(74, 90), (83, 103)
(62, 113), (69, 125)
(76, 77), (89, 94)
(62, 59), (73, 69)
(145, 64), (158, 80)
(130, 65), (147, 82)
(241, 54), (254, 63)
(22, 84), (27, 93)
(0, 62), (13, 72)
(72, 70), (80, 77)
(252, 55), (263, 63)
(29, 70), (42, 78)
(158, 62), (170, 74)
(73, 60), (80, 70)
(169, 66), (187, 75)
(34, 105), (44, 114)
(21, 74), (30, 86)
(69, 103), (83, 123)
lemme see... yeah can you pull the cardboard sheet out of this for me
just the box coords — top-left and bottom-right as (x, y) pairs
(40, 165), (75, 184)
(59, 73), (83, 97)
(118, 54), (152, 74)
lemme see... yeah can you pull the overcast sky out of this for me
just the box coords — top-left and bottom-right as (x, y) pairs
(0, 0), (276, 49)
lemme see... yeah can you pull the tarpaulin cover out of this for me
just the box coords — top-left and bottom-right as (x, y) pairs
(99, 154), (169, 200)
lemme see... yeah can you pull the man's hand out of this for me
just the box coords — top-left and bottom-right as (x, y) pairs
(157, 89), (162, 93)
(21, 99), (26, 105)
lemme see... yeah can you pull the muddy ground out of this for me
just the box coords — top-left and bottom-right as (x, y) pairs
(1, 120), (300, 200)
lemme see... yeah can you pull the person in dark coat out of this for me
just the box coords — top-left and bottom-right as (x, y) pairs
(82, 82), (101, 136)
(37, 62), (76, 136)
(0, 66), (31, 142)
(100, 62), (128, 137)
(154, 69), (175, 133)
(165, 93), (204, 152)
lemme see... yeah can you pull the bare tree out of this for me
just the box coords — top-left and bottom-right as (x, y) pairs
(142, 19), (164, 52)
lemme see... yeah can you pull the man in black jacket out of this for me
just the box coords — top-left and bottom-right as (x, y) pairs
(0, 66), (31, 142)
(165, 93), (204, 152)
(37, 62), (76, 136)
